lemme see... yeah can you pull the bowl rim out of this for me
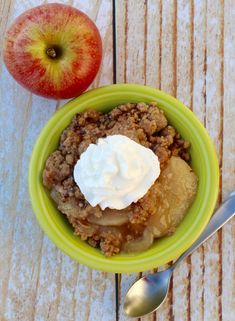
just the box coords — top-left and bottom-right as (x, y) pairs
(28, 84), (219, 273)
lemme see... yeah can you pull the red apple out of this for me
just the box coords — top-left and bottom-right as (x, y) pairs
(3, 3), (102, 99)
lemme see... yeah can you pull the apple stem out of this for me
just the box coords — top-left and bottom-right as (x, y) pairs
(46, 48), (57, 58)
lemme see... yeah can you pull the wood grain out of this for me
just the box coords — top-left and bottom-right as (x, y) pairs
(0, 0), (234, 321)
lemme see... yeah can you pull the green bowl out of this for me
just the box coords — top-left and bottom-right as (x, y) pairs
(29, 84), (219, 273)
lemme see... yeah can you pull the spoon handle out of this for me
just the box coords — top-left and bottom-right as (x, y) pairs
(172, 192), (235, 269)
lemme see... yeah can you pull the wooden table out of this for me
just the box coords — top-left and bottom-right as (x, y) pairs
(0, 1), (234, 320)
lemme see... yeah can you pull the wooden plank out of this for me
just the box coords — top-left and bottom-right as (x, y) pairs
(53, 254), (79, 321)
(141, 7), (163, 318)
(115, 2), (172, 321)
(190, 2), (207, 319)
(121, 0), (146, 85)
(160, 0), (177, 96)
(32, 239), (62, 321)
(0, 1), (57, 319)
(74, 267), (115, 321)
(221, 1), (235, 320)
(92, 0), (113, 87)
(115, 1), (149, 320)
(185, 1), (207, 320)
(190, 247), (204, 321)
(189, 2), (225, 321)
(116, 0), (145, 318)
(176, 0), (193, 108)
(145, 0), (161, 89)
(75, 1), (116, 318)
(34, 1), (115, 321)
(116, 0), (177, 320)
(115, 0), (126, 84)
(203, 1), (224, 321)
(116, 0), (179, 320)
(155, 1), (176, 320)
(172, 259), (191, 321)
(0, 1), (115, 321)
(192, 0), (207, 124)
(0, 0), (19, 315)
(143, 3), (177, 320)
(172, 1), (193, 321)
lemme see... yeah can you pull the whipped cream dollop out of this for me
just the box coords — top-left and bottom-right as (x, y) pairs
(73, 135), (160, 210)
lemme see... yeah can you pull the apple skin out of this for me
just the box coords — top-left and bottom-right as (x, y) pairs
(3, 3), (102, 99)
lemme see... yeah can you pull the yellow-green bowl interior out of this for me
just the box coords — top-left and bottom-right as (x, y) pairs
(29, 84), (219, 273)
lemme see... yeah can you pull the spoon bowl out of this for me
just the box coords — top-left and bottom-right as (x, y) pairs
(124, 269), (172, 317)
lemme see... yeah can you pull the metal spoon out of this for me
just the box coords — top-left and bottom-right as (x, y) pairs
(124, 191), (235, 318)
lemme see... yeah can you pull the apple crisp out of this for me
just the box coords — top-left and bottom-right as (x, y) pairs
(43, 102), (197, 256)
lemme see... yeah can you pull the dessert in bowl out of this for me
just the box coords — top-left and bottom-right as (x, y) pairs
(29, 84), (219, 272)
(43, 102), (198, 256)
